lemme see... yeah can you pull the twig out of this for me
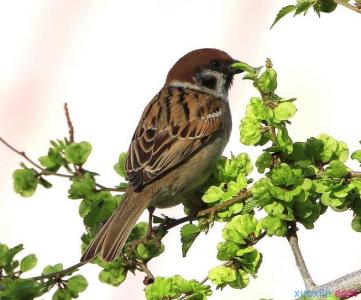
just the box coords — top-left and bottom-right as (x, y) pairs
(0, 137), (43, 170)
(159, 190), (253, 232)
(288, 223), (361, 299)
(350, 171), (361, 178)
(0, 137), (126, 192)
(197, 190), (252, 218)
(28, 262), (86, 281)
(137, 261), (155, 281)
(333, 0), (361, 14)
(287, 223), (316, 290)
(177, 275), (210, 300)
(64, 103), (74, 143)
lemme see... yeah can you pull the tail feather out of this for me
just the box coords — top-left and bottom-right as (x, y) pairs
(81, 191), (149, 262)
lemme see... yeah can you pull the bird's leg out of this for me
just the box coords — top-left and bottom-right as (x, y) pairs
(146, 207), (156, 237)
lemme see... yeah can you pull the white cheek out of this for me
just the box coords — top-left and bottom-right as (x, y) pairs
(170, 70), (229, 101)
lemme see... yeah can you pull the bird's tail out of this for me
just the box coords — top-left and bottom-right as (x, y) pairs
(81, 190), (149, 262)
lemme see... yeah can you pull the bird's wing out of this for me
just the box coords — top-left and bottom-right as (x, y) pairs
(125, 86), (226, 190)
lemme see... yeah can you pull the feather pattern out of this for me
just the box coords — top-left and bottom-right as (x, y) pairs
(125, 86), (225, 191)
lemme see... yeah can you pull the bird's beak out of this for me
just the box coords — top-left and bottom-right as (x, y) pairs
(228, 60), (244, 75)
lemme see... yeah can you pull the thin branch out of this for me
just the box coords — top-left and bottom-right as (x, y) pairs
(350, 171), (361, 178)
(137, 261), (155, 281)
(64, 103), (74, 143)
(160, 190), (253, 231)
(288, 224), (361, 299)
(287, 223), (316, 290)
(28, 262), (86, 281)
(197, 190), (252, 218)
(0, 137), (43, 170)
(333, 0), (361, 14)
(0, 137), (126, 192)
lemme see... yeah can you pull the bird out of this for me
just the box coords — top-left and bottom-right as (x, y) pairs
(81, 48), (243, 262)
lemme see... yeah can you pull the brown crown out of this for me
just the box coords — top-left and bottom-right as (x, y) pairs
(165, 48), (234, 85)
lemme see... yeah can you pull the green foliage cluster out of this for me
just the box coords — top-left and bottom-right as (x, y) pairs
(4, 57), (361, 299)
(0, 243), (87, 300)
(272, 0), (356, 28)
(145, 276), (212, 300)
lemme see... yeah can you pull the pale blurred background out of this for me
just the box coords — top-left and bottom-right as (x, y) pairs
(0, 1), (361, 299)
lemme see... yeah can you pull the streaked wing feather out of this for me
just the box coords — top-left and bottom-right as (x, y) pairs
(125, 86), (225, 190)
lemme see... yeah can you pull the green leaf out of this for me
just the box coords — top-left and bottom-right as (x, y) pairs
(246, 97), (272, 121)
(269, 186), (294, 203)
(229, 269), (250, 289)
(135, 240), (164, 261)
(351, 150), (361, 163)
(216, 241), (240, 261)
(78, 199), (91, 218)
(306, 137), (324, 162)
(295, 0), (317, 15)
(325, 160), (348, 178)
(0, 243), (10, 268)
(274, 102), (297, 121)
(208, 266), (236, 285)
(64, 141), (92, 165)
(258, 68), (277, 94)
(202, 186), (224, 203)
(99, 268), (126, 287)
(352, 178), (361, 195)
(269, 163), (303, 187)
(145, 276), (211, 300)
(114, 152), (127, 177)
(52, 288), (72, 300)
(294, 200), (321, 229)
(20, 254), (37, 273)
(270, 5), (296, 28)
(222, 215), (260, 245)
(240, 117), (262, 145)
(13, 169), (38, 197)
(256, 152), (272, 173)
(42, 263), (63, 275)
(39, 148), (64, 172)
(68, 173), (96, 200)
(251, 178), (273, 204)
(0, 278), (44, 300)
(276, 126), (294, 154)
(236, 247), (262, 275)
(231, 61), (257, 74)
(260, 216), (288, 236)
(321, 192), (344, 208)
(84, 192), (121, 229)
(67, 274), (88, 295)
(351, 215), (361, 232)
(180, 224), (201, 257)
(335, 141), (349, 162)
(319, 0), (338, 13)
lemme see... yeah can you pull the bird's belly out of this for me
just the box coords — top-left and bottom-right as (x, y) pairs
(148, 134), (227, 208)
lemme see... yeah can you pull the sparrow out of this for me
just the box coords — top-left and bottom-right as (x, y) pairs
(81, 48), (242, 262)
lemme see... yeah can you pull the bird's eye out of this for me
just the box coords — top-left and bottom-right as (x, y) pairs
(200, 75), (217, 89)
(209, 60), (220, 68)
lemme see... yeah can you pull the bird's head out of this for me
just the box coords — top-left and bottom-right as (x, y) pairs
(165, 48), (242, 99)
